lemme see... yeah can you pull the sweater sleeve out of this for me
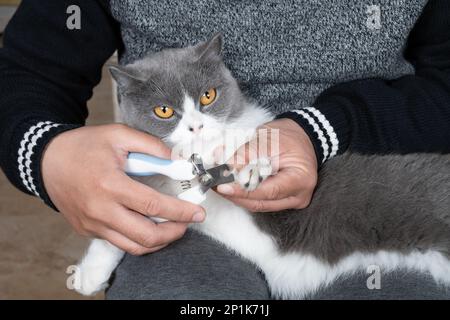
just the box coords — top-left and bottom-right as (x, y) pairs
(277, 0), (450, 165)
(0, 0), (121, 208)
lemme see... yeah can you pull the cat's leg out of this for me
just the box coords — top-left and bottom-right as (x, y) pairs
(74, 239), (124, 296)
(235, 157), (272, 191)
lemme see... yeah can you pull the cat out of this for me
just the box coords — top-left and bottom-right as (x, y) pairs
(73, 33), (450, 298)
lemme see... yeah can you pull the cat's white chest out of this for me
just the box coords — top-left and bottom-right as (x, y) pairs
(190, 191), (279, 269)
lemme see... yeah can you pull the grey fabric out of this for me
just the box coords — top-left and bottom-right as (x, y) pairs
(106, 230), (270, 300)
(109, 0), (428, 113)
(310, 270), (450, 300)
(107, 230), (450, 300)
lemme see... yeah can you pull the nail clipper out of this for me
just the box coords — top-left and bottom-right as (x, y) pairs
(124, 152), (234, 205)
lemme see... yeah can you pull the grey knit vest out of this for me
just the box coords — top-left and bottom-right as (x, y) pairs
(109, 0), (428, 114)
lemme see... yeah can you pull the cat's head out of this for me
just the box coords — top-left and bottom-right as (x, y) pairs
(110, 33), (245, 150)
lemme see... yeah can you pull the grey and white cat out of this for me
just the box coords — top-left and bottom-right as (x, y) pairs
(74, 34), (450, 298)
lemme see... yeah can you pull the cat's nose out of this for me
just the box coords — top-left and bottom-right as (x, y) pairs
(188, 124), (204, 133)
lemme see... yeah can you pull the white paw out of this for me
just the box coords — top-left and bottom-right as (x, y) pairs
(73, 263), (110, 296)
(235, 157), (272, 191)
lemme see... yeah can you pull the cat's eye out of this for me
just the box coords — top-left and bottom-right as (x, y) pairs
(200, 88), (217, 106)
(154, 105), (174, 119)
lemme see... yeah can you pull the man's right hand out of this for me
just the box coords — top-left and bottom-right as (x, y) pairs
(41, 124), (205, 255)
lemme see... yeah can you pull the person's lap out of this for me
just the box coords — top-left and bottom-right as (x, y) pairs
(106, 229), (270, 299)
(106, 229), (450, 300)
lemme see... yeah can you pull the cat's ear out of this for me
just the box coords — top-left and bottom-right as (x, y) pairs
(109, 65), (141, 89)
(195, 32), (223, 62)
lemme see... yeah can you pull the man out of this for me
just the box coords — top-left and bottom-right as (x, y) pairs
(0, 0), (449, 299)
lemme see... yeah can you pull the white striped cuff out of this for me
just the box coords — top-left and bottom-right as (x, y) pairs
(292, 107), (339, 163)
(17, 121), (62, 197)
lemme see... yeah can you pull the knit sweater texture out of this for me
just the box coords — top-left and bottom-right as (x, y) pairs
(111, 0), (425, 113)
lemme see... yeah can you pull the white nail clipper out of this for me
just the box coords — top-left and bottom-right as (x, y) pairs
(125, 153), (234, 220)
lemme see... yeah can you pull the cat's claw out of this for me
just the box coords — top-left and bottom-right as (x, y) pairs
(236, 157), (272, 191)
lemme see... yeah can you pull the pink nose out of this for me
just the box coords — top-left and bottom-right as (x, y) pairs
(188, 124), (204, 133)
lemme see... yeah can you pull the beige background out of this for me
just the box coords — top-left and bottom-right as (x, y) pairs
(0, 10), (116, 297)
(0, 1), (20, 5)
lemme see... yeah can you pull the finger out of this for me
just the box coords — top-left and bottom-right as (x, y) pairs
(225, 195), (307, 212)
(98, 227), (167, 255)
(112, 173), (205, 222)
(101, 205), (189, 248)
(114, 124), (172, 159)
(217, 169), (303, 200)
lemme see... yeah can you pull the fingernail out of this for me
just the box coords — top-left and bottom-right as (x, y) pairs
(217, 184), (234, 195)
(192, 212), (205, 222)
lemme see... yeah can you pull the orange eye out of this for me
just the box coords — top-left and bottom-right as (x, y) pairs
(200, 88), (217, 106)
(154, 106), (174, 119)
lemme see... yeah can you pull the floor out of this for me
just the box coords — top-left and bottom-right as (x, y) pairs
(0, 31), (116, 298)
(0, 6), (15, 32)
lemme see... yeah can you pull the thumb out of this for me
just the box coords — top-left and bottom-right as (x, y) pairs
(117, 125), (172, 159)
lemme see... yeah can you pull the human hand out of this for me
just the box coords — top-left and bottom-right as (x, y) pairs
(41, 124), (205, 255)
(217, 118), (318, 212)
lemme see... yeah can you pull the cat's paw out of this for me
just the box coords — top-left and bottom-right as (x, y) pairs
(235, 157), (272, 191)
(73, 263), (110, 296)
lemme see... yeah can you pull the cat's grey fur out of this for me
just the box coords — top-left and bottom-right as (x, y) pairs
(255, 153), (450, 264)
(112, 34), (450, 265)
(110, 35), (246, 144)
